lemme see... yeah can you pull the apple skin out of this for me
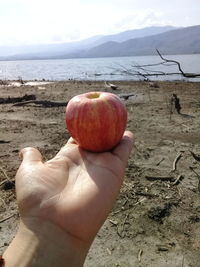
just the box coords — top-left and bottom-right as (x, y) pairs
(65, 91), (127, 152)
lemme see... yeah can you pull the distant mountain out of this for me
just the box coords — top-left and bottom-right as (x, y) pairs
(79, 25), (200, 58)
(91, 26), (177, 45)
(0, 35), (103, 57)
(1, 25), (199, 60)
(0, 26), (178, 60)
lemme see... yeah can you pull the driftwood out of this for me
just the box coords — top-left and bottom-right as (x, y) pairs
(0, 94), (36, 104)
(172, 153), (182, 171)
(0, 140), (10, 144)
(0, 92), (67, 107)
(115, 49), (200, 80)
(13, 100), (68, 107)
(118, 93), (135, 100)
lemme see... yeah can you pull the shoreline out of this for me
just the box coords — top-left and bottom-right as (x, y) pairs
(1, 54), (200, 83)
(1, 78), (200, 87)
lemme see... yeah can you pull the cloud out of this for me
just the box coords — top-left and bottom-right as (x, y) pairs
(114, 9), (171, 32)
(0, 0), (199, 46)
(0, 0), (87, 44)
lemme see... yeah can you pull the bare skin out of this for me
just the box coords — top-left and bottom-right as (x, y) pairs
(3, 131), (134, 267)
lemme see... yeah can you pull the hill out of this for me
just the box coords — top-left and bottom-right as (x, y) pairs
(80, 25), (200, 58)
(88, 26), (176, 46)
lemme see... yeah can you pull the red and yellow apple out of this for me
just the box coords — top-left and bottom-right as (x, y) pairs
(65, 91), (127, 152)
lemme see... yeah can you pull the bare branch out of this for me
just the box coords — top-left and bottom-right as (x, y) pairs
(156, 49), (200, 78)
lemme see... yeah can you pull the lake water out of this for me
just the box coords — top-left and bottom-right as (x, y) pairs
(0, 54), (199, 81)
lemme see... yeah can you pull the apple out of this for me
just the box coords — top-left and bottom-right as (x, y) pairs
(65, 91), (127, 152)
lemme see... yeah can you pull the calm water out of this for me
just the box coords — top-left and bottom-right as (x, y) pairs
(0, 54), (199, 81)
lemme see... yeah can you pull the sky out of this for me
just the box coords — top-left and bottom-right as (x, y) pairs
(0, 0), (199, 46)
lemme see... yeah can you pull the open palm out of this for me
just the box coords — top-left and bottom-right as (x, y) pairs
(16, 131), (133, 244)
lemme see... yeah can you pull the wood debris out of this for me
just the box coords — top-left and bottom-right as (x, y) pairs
(156, 158), (165, 166)
(172, 175), (184, 185)
(0, 213), (17, 223)
(0, 94), (36, 104)
(0, 140), (10, 144)
(138, 249), (143, 262)
(135, 192), (158, 198)
(172, 152), (182, 171)
(145, 175), (174, 181)
(106, 248), (112, 255)
(0, 167), (10, 181)
(190, 151), (200, 162)
(13, 100), (68, 107)
(109, 219), (118, 226)
(157, 245), (169, 252)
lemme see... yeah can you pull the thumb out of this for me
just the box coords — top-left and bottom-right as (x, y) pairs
(19, 147), (43, 164)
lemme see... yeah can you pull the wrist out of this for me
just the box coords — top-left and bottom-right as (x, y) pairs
(3, 218), (89, 267)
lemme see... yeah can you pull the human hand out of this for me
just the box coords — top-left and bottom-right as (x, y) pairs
(4, 131), (134, 267)
(16, 131), (134, 244)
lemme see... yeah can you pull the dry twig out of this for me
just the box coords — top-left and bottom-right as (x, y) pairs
(138, 249), (143, 262)
(156, 158), (165, 166)
(0, 179), (8, 186)
(172, 175), (184, 185)
(135, 192), (158, 198)
(13, 100), (68, 107)
(172, 153), (182, 171)
(190, 151), (200, 162)
(145, 175), (174, 181)
(157, 245), (169, 252)
(0, 167), (10, 181)
(0, 213), (16, 223)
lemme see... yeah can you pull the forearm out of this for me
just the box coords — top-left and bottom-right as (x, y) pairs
(3, 219), (89, 267)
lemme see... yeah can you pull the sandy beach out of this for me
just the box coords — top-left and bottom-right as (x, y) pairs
(0, 79), (200, 266)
